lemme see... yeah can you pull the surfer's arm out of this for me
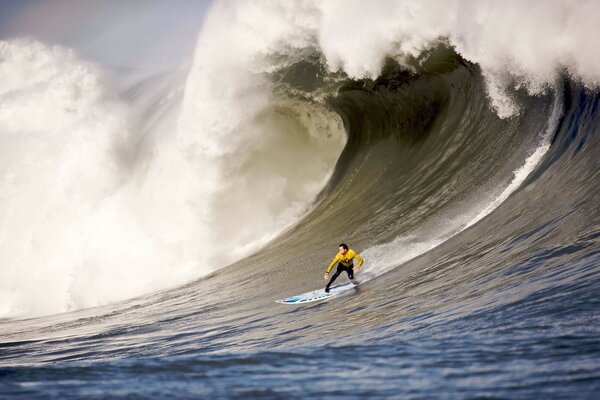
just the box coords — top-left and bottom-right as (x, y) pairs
(325, 255), (340, 274)
(354, 253), (364, 270)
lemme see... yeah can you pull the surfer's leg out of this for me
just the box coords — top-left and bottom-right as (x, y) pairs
(345, 264), (359, 285)
(325, 264), (344, 292)
(346, 265), (354, 280)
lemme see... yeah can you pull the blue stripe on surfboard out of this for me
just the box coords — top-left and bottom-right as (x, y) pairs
(276, 282), (357, 304)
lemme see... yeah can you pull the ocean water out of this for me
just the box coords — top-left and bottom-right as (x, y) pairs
(1, 1), (600, 398)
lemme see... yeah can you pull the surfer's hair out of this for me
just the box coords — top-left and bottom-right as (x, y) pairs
(339, 243), (348, 250)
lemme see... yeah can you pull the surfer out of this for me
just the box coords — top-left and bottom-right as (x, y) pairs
(323, 243), (364, 293)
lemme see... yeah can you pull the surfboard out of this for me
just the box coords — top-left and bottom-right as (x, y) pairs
(276, 281), (358, 304)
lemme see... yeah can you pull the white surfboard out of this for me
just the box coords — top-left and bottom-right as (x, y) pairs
(276, 281), (358, 304)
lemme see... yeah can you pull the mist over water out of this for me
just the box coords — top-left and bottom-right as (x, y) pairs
(0, 10), (346, 317)
(1, 1), (600, 398)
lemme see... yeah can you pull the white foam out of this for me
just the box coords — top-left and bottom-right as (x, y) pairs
(0, 36), (345, 318)
(0, 41), (218, 318)
(314, 0), (600, 117)
(207, 0), (597, 117)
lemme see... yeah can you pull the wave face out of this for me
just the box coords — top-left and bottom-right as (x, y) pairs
(1, 1), (600, 398)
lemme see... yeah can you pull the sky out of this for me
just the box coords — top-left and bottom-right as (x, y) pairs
(0, 0), (212, 69)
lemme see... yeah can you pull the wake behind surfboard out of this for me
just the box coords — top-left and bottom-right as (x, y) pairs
(276, 281), (358, 304)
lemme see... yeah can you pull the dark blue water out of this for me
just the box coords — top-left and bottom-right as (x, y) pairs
(2, 247), (599, 399)
(2, 275), (598, 399)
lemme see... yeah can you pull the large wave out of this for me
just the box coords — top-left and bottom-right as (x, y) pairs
(2, 0), (600, 319)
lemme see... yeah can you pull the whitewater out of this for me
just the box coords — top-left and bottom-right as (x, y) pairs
(1, 1), (599, 398)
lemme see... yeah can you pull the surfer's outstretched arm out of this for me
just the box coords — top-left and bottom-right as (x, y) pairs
(354, 253), (364, 272)
(324, 255), (340, 280)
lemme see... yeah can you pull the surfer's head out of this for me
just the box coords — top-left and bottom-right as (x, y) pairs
(339, 243), (348, 254)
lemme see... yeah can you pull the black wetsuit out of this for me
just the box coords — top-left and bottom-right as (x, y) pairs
(325, 262), (354, 292)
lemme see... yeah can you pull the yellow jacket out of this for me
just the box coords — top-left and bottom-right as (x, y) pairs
(325, 249), (364, 273)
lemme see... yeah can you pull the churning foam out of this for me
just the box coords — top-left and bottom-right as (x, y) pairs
(314, 0), (600, 117)
(201, 0), (598, 117)
(0, 35), (345, 318)
(0, 40), (210, 318)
